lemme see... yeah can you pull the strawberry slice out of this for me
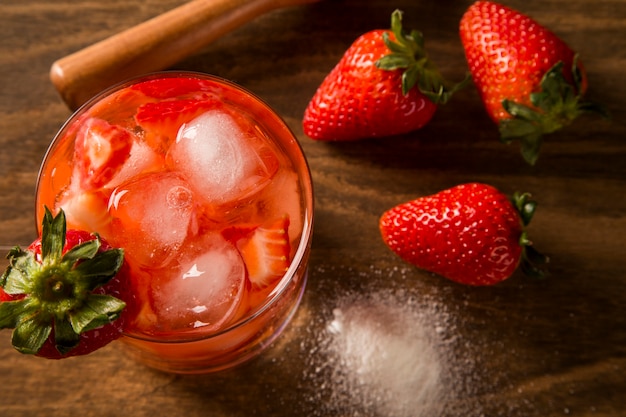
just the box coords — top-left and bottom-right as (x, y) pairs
(134, 99), (218, 143)
(236, 216), (291, 289)
(87, 88), (153, 129)
(58, 190), (111, 236)
(130, 77), (215, 99)
(74, 117), (133, 190)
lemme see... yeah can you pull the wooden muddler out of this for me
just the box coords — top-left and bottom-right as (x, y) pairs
(50, 0), (317, 110)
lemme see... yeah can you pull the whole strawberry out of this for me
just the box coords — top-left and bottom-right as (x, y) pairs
(460, 1), (607, 165)
(303, 9), (467, 141)
(0, 207), (131, 359)
(379, 183), (547, 286)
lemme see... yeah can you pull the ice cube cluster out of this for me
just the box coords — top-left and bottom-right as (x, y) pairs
(60, 106), (299, 335)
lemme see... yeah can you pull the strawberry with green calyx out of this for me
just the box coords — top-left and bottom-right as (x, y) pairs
(0, 207), (129, 359)
(460, 1), (608, 165)
(379, 183), (548, 286)
(303, 9), (468, 141)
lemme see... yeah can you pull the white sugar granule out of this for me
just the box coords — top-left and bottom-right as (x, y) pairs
(299, 265), (483, 417)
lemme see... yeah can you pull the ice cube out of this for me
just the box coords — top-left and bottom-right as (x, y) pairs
(108, 171), (198, 268)
(151, 233), (247, 333)
(166, 109), (278, 205)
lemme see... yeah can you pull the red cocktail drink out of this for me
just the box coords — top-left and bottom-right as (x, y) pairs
(36, 72), (314, 373)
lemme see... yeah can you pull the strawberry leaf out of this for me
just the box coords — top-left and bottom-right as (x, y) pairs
(532, 63), (568, 112)
(524, 244), (550, 268)
(54, 316), (81, 354)
(499, 58), (609, 165)
(0, 299), (29, 328)
(515, 204), (549, 280)
(501, 101), (542, 123)
(379, 51), (413, 69)
(12, 314), (52, 355)
(509, 192), (549, 278)
(519, 233), (550, 279)
(61, 238), (100, 265)
(41, 207), (66, 263)
(72, 248), (125, 289)
(499, 115), (543, 165)
(519, 133), (544, 166)
(69, 294), (126, 334)
(375, 9), (469, 102)
(1, 246), (24, 287)
(511, 192), (537, 226)
(2, 249), (37, 295)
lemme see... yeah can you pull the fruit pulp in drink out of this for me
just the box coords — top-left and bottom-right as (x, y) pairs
(35, 72), (313, 373)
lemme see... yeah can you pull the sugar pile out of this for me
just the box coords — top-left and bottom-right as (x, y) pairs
(298, 265), (484, 417)
(322, 294), (444, 416)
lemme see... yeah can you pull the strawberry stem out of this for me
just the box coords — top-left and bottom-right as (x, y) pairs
(375, 9), (470, 104)
(0, 208), (126, 355)
(499, 56), (610, 165)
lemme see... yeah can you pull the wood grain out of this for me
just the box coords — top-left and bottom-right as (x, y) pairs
(0, 0), (625, 416)
(50, 0), (320, 110)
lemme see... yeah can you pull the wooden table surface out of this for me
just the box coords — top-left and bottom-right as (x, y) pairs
(1, 0), (625, 416)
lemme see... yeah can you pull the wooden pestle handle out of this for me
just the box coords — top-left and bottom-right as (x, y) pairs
(51, 0), (317, 110)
